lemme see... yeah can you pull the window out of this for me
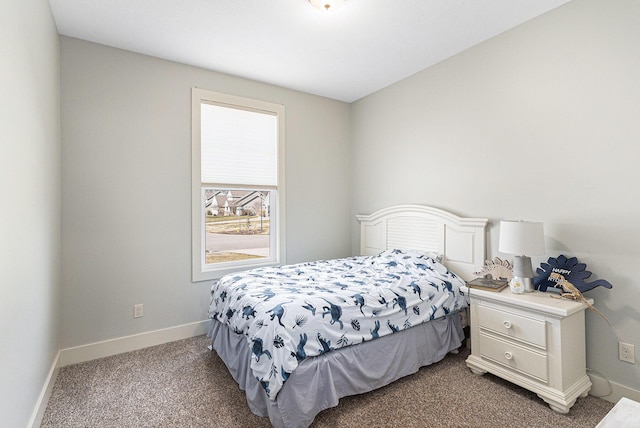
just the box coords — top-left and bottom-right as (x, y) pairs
(192, 88), (285, 281)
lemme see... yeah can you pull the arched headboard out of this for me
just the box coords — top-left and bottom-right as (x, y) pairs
(356, 205), (488, 281)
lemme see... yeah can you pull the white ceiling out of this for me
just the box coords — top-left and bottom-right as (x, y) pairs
(49, 0), (571, 103)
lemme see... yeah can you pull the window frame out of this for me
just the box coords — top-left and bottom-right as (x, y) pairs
(191, 88), (285, 282)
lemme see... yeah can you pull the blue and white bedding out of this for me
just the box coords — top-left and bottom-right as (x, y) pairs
(208, 249), (468, 400)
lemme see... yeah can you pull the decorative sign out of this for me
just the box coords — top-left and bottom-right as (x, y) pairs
(534, 255), (613, 293)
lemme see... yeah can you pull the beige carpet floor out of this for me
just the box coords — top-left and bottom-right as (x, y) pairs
(41, 334), (614, 427)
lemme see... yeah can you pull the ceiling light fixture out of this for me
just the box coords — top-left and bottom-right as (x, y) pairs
(308, 0), (346, 12)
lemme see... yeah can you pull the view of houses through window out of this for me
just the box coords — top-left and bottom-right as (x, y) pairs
(204, 188), (270, 264)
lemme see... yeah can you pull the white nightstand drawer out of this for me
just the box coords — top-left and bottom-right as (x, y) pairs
(479, 332), (548, 382)
(478, 304), (546, 349)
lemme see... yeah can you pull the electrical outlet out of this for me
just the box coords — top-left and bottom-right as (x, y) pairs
(619, 342), (635, 364)
(133, 304), (143, 318)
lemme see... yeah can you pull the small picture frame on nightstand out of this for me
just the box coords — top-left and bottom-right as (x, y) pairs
(467, 277), (509, 292)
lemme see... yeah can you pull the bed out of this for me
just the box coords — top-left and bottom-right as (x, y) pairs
(208, 205), (488, 427)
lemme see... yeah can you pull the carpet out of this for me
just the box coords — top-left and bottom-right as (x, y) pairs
(41, 335), (613, 427)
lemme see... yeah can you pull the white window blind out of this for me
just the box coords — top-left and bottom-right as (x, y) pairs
(201, 103), (278, 186)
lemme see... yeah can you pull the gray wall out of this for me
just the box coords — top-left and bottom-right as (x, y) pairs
(351, 0), (639, 395)
(60, 38), (351, 348)
(0, 1), (61, 427)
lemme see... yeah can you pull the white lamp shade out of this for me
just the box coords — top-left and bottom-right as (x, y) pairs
(498, 220), (545, 256)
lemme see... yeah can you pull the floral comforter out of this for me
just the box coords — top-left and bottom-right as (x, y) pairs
(208, 249), (468, 400)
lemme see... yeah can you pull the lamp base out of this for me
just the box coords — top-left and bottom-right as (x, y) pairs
(512, 255), (536, 293)
(513, 276), (535, 293)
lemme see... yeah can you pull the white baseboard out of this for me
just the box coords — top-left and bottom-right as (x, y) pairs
(28, 319), (210, 428)
(27, 351), (60, 428)
(588, 371), (640, 404)
(59, 319), (210, 367)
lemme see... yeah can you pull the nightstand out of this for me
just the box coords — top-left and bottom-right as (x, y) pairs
(465, 286), (592, 413)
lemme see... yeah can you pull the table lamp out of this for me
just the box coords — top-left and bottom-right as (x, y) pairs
(498, 220), (545, 292)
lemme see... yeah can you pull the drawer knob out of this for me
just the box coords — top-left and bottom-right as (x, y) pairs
(503, 321), (512, 329)
(504, 351), (513, 360)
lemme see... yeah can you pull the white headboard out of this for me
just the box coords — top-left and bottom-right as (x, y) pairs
(356, 205), (488, 281)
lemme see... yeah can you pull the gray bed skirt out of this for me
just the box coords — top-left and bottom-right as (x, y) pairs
(208, 314), (464, 428)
